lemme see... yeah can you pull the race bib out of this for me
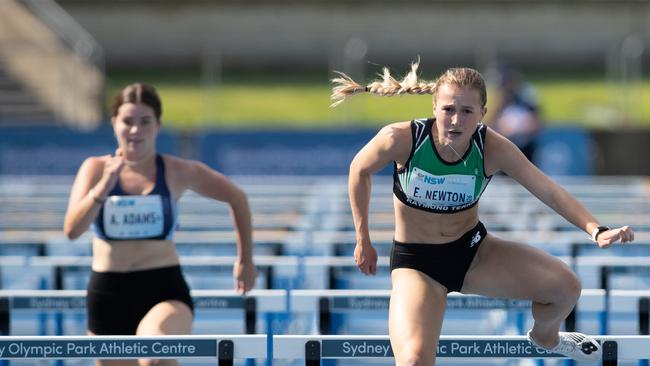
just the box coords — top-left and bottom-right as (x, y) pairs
(103, 195), (164, 239)
(406, 167), (476, 208)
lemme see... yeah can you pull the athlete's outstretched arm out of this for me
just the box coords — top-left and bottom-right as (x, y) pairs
(349, 122), (411, 275)
(485, 128), (634, 247)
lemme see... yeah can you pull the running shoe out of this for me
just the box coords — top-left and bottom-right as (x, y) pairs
(527, 330), (601, 363)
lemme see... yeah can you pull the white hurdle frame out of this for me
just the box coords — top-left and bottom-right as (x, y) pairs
(0, 335), (265, 364)
(0, 289), (286, 337)
(274, 335), (650, 365)
(290, 289), (607, 335)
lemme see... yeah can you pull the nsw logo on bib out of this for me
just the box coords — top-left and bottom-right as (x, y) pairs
(406, 167), (476, 210)
(103, 195), (164, 239)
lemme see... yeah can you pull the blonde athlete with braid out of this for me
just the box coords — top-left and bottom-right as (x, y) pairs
(333, 62), (635, 366)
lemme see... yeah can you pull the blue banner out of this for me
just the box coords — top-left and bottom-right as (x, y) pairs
(12, 296), (86, 310)
(189, 296), (244, 309)
(198, 129), (389, 176)
(0, 339), (216, 359)
(0, 126), (592, 176)
(331, 297), (389, 311)
(321, 339), (562, 358)
(0, 126), (178, 175)
(445, 297), (531, 310)
(532, 126), (594, 176)
(9, 296), (246, 310)
(328, 296), (530, 311)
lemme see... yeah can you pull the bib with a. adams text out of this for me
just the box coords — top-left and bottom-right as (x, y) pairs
(405, 167), (476, 210)
(103, 195), (164, 239)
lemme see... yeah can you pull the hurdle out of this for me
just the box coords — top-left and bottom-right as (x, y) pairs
(273, 335), (650, 365)
(290, 289), (606, 336)
(0, 229), (291, 257)
(568, 256), (650, 335)
(0, 335), (265, 365)
(27, 255), (299, 290)
(597, 261), (650, 292)
(0, 289), (286, 336)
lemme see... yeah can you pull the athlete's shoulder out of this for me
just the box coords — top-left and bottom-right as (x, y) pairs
(79, 155), (110, 173)
(159, 153), (185, 167)
(85, 154), (112, 163)
(160, 154), (210, 175)
(375, 121), (413, 147)
(381, 120), (412, 130)
(160, 154), (219, 195)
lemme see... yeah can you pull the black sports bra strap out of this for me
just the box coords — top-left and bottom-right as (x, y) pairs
(155, 155), (165, 186)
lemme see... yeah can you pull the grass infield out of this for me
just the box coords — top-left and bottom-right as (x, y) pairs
(105, 69), (650, 131)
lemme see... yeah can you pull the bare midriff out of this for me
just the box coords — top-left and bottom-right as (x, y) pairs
(91, 237), (180, 272)
(393, 195), (480, 244)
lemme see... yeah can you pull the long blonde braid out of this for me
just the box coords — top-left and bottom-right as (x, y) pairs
(330, 61), (487, 109)
(330, 60), (435, 107)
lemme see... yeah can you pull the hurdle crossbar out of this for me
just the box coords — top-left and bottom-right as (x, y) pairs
(291, 289), (605, 335)
(0, 289), (285, 336)
(274, 335), (650, 365)
(0, 289), (285, 312)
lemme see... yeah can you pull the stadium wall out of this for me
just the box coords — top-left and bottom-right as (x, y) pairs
(57, 1), (650, 70)
(1, 126), (648, 176)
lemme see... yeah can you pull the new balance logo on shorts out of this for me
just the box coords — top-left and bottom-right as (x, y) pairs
(470, 231), (482, 247)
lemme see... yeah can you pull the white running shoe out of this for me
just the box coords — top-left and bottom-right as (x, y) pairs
(527, 330), (601, 363)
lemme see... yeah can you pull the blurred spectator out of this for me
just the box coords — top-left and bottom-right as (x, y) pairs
(489, 64), (542, 161)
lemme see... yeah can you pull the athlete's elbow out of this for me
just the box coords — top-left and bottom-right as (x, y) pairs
(349, 158), (371, 178)
(63, 221), (82, 240)
(64, 228), (79, 241)
(228, 187), (250, 211)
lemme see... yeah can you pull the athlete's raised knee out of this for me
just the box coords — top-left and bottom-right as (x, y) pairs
(551, 269), (581, 305)
(536, 266), (581, 305)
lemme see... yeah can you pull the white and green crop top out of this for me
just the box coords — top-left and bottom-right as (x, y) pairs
(393, 118), (492, 214)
